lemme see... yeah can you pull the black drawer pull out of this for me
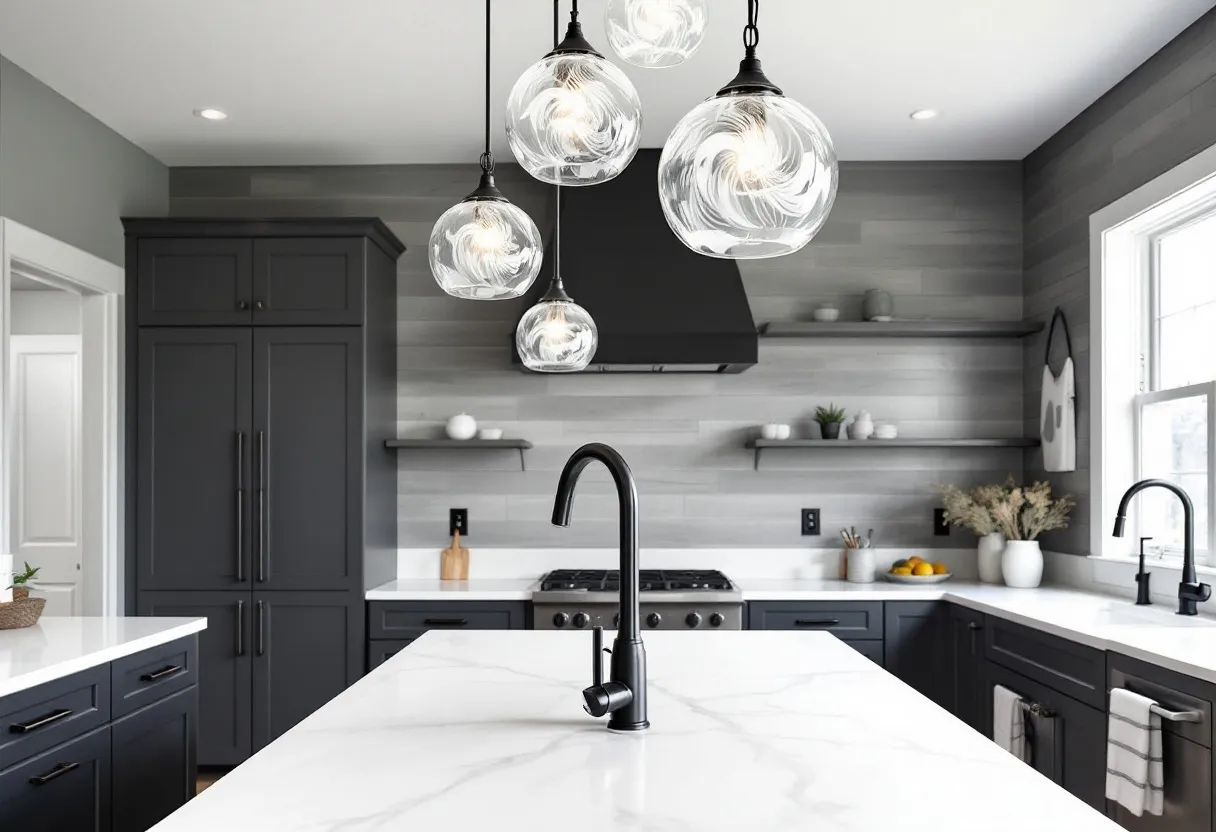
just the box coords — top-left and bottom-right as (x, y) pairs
(794, 618), (841, 627)
(968, 622), (982, 630)
(423, 618), (468, 626)
(29, 761), (79, 786)
(140, 664), (184, 682)
(10, 708), (73, 734)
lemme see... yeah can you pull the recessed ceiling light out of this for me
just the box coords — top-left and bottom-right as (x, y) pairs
(193, 108), (229, 121)
(909, 109), (938, 121)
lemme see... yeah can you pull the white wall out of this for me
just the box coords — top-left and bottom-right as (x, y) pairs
(12, 290), (80, 335)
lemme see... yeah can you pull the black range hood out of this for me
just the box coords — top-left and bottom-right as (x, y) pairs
(512, 149), (757, 374)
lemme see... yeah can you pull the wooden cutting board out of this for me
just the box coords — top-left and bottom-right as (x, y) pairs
(440, 530), (469, 580)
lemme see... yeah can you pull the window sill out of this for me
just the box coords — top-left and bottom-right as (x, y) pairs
(1087, 554), (1216, 578)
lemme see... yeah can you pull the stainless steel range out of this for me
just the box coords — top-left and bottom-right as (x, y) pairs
(533, 569), (743, 631)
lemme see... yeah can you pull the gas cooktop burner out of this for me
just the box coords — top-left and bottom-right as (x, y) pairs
(539, 569), (734, 593)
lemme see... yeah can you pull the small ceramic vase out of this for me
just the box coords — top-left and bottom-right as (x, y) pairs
(863, 289), (894, 321)
(445, 413), (478, 440)
(1002, 540), (1044, 588)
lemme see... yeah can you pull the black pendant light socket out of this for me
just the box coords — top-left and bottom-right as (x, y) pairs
(463, 171), (507, 203)
(546, 2), (601, 57)
(716, 0), (782, 97)
(539, 276), (573, 303)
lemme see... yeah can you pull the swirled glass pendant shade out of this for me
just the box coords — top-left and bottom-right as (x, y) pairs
(506, 52), (642, 186)
(658, 93), (838, 259)
(515, 297), (598, 372)
(429, 198), (543, 300)
(605, 0), (707, 68)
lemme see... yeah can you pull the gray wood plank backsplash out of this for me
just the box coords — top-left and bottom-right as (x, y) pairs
(171, 160), (1024, 548)
(1022, 8), (1216, 555)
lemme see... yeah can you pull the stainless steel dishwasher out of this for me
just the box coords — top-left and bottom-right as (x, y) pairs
(1108, 661), (1212, 832)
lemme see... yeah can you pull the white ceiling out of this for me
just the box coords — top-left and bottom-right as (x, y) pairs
(0, 0), (1210, 166)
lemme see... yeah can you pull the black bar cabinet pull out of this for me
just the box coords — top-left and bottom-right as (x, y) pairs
(236, 600), (245, 656)
(29, 761), (79, 786)
(140, 665), (183, 682)
(11, 708), (73, 734)
(236, 431), (246, 582)
(423, 618), (468, 626)
(793, 618), (840, 627)
(257, 430), (266, 583)
(968, 620), (983, 653)
(256, 600), (265, 656)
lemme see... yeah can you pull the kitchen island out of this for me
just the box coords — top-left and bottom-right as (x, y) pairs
(153, 630), (1120, 831)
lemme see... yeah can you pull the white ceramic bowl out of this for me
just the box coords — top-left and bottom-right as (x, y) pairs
(478, 428), (504, 440)
(760, 423), (781, 440)
(812, 306), (840, 322)
(872, 423), (898, 439)
(774, 424), (792, 440)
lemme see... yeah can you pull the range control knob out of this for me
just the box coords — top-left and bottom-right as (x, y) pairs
(685, 612), (703, 629)
(709, 612), (725, 628)
(552, 612), (570, 628)
(572, 612), (590, 629)
(646, 612), (662, 629)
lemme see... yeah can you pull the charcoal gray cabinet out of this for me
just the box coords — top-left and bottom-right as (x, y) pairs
(137, 329), (253, 591)
(111, 686), (197, 832)
(254, 328), (362, 591)
(137, 593), (252, 765)
(252, 238), (365, 326)
(366, 602), (529, 674)
(884, 602), (952, 711)
(950, 605), (987, 734)
(252, 592), (362, 749)
(0, 724), (112, 832)
(986, 660), (1107, 812)
(137, 238), (253, 327)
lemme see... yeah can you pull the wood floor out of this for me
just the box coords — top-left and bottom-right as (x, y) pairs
(196, 768), (227, 795)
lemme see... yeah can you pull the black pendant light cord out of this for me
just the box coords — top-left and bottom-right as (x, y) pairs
(553, 0), (562, 287)
(744, 0), (759, 55)
(480, 0), (494, 173)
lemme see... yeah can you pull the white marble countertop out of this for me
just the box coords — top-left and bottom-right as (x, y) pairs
(365, 578), (537, 601)
(153, 630), (1118, 832)
(0, 616), (208, 697)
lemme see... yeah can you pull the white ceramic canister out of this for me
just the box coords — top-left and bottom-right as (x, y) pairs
(846, 548), (876, 583)
(445, 413), (478, 440)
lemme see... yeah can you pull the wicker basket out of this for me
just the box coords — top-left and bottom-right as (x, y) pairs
(0, 597), (45, 629)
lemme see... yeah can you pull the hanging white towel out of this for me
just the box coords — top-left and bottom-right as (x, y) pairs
(993, 685), (1029, 763)
(1106, 689), (1164, 817)
(1041, 357), (1076, 472)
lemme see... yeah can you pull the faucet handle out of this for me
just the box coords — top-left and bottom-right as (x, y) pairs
(583, 626), (632, 718)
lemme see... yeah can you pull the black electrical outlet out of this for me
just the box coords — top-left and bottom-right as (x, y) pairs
(933, 508), (950, 537)
(801, 508), (821, 536)
(450, 508), (468, 536)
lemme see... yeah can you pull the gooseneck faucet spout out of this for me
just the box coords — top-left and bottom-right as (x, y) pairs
(552, 443), (649, 732)
(1113, 479), (1211, 615)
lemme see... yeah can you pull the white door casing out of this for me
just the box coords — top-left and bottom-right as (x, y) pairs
(9, 334), (82, 615)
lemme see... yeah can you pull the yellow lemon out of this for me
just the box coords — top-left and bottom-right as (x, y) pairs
(891, 566), (913, 576)
(912, 562), (935, 577)
(907, 556), (924, 567)
(932, 562), (949, 575)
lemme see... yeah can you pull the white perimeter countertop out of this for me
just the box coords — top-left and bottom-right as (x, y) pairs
(152, 630), (1119, 832)
(368, 577), (1216, 685)
(0, 616), (208, 697)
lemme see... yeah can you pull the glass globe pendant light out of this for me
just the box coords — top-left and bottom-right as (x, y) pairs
(604, 0), (708, 69)
(658, 0), (838, 260)
(429, 0), (543, 300)
(516, 182), (598, 372)
(506, 0), (642, 187)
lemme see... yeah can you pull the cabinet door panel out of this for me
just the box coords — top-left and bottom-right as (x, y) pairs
(138, 238), (252, 326)
(111, 685), (197, 832)
(138, 330), (252, 590)
(884, 602), (952, 711)
(951, 605), (987, 734)
(253, 238), (364, 325)
(253, 593), (361, 750)
(254, 328), (362, 591)
(0, 725), (111, 832)
(137, 592), (252, 766)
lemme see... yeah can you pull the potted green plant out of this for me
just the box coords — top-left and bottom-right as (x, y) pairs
(9, 561), (40, 600)
(814, 403), (847, 440)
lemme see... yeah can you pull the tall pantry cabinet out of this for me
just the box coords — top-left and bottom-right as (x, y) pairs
(123, 219), (402, 766)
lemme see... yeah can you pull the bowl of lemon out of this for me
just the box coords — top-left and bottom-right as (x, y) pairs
(885, 556), (952, 583)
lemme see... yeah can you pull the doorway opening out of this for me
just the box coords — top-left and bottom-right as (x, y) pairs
(0, 218), (124, 616)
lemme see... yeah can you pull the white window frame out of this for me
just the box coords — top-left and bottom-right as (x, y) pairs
(1132, 382), (1216, 563)
(1092, 141), (1216, 569)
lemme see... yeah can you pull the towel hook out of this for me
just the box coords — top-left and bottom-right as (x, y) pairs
(1044, 306), (1073, 367)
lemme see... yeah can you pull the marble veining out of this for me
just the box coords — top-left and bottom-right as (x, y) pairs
(0, 617), (207, 697)
(155, 631), (1118, 832)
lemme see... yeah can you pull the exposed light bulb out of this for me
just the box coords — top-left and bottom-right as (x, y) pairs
(468, 206), (511, 254)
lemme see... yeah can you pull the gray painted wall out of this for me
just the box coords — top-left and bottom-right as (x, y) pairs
(170, 160), (1024, 548)
(0, 55), (168, 265)
(1022, 9), (1216, 555)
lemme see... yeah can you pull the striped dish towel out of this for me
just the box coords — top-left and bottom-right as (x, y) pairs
(993, 685), (1028, 763)
(1106, 688), (1164, 816)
